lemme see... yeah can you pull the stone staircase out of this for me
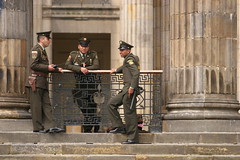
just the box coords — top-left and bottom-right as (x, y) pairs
(0, 131), (240, 160)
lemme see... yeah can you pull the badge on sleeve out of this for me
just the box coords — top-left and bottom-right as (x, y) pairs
(32, 51), (37, 59)
(127, 59), (134, 65)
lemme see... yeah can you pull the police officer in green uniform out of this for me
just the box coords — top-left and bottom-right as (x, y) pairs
(65, 37), (100, 133)
(27, 31), (65, 133)
(108, 40), (140, 144)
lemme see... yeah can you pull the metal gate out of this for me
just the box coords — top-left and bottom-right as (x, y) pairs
(49, 70), (163, 133)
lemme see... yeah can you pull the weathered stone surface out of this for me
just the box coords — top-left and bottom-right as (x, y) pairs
(154, 132), (238, 144)
(1, 155), (240, 160)
(166, 0), (239, 130)
(0, 0), (32, 119)
(0, 132), (154, 144)
(1, 132), (240, 144)
(0, 144), (10, 154)
(11, 144), (62, 155)
(163, 120), (240, 132)
(0, 131), (240, 160)
(1, 143), (240, 155)
(0, 119), (32, 131)
(121, 0), (153, 70)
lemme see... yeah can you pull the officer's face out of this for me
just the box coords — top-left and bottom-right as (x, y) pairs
(78, 45), (89, 54)
(40, 37), (51, 48)
(119, 49), (130, 58)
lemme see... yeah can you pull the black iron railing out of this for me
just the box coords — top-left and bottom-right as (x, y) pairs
(49, 70), (163, 133)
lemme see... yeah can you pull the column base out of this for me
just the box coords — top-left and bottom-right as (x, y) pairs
(0, 97), (31, 119)
(164, 94), (240, 132)
(162, 120), (240, 132)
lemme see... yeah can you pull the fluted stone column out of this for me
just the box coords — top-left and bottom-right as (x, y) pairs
(33, 0), (52, 63)
(154, 0), (170, 113)
(120, 0), (153, 70)
(164, 0), (240, 132)
(0, 0), (32, 118)
(237, 0), (240, 102)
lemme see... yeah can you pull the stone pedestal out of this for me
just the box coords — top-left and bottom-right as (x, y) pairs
(164, 0), (240, 132)
(0, 0), (32, 119)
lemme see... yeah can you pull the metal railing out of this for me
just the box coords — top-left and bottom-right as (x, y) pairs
(49, 70), (163, 133)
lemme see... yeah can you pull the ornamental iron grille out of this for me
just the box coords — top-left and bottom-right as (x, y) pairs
(49, 71), (162, 133)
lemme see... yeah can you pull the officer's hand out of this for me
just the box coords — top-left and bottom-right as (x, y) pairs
(110, 68), (116, 74)
(128, 88), (134, 98)
(48, 64), (55, 71)
(58, 67), (63, 73)
(81, 67), (89, 74)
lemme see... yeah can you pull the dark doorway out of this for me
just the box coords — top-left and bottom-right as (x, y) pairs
(52, 33), (111, 70)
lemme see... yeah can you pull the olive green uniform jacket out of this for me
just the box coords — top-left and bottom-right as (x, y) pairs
(30, 44), (50, 89)
(65, 50), (99, 71)
(28, 43), (59, 131)
(116, 53), (140, 90)
(108, 53), (140, 142)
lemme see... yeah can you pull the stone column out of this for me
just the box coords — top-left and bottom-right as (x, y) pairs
(33, 0), (43, 45)
(120, 0), (153, 70)
(154, 0), (170, 113)
(164, 0), (240, 132)
(0, 0), (32, 118)
(33, 0), (52, 63)
(237, 0), (240, 102)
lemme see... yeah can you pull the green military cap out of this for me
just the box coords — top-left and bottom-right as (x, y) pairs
(118, 40), (134, 50)
(36, 31), (51, 39)
(78, 37), (91, 47)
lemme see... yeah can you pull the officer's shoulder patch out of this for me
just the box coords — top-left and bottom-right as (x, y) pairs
(32, 51), (38, 59)
(127, 59), (134, 65)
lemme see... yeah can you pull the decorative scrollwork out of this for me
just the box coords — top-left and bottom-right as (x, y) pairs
(50, 72), (162, 132)
(110, 74), (123, 83)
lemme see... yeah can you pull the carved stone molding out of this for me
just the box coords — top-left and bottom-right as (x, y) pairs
(43, 6), (120, 20)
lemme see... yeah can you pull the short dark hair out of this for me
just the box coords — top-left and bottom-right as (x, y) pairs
(37, 35), (46, 42)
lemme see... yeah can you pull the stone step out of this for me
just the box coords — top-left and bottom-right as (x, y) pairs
(1, 143), (240, 155)
(0, 154), (240, 160)
(0, 119), (32, 131)
(0, 131), (240, 144)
